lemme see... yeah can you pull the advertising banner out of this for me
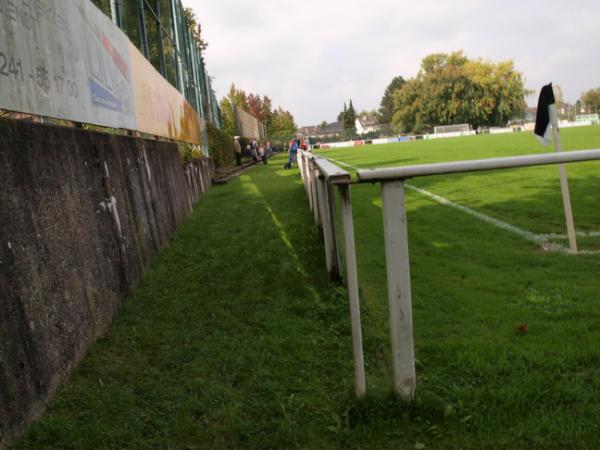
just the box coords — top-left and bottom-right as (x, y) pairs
(0, 0), (203, 144)
(129, 45), (201, 144)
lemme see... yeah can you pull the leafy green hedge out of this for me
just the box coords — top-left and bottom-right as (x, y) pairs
(207, 123), (235, 168)
(178, 143), (203, 164)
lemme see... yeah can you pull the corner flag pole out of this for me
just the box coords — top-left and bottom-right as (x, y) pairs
(549, 104), (578, 254)
(534, 83), (577, 254)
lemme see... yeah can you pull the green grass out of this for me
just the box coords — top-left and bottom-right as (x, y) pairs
(13, 128), (600, 448)
(321, 126), (600, 236)
(318, 126), (600, 447)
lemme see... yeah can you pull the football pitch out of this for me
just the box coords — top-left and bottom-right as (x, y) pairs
(313, 126), (600, 443)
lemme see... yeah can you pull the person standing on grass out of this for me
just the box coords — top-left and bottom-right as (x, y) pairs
(234, 136), (242, 166)
(285, 138), (299, 169)
(251, 141), (258, 162)
(257, 143), (264, 165)
(251, 138), (258, 157)
(259, 143), (268, 164)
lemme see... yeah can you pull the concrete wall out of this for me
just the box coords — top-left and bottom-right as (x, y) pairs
(0, 118), (214, 447)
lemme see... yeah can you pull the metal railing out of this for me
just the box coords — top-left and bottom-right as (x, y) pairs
(298, 148), (600, 401)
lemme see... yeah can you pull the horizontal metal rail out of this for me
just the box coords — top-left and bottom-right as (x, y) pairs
(313, 157), (352, 184)
(358, 148), (600, 182)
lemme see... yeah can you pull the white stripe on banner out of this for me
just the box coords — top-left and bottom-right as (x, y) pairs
(325, 158), (600, 255)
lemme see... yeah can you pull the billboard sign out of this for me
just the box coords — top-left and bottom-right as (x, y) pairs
(0, 0), (202, 144)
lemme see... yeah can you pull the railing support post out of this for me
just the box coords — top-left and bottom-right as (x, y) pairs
(381, 180), (416, 401)
(316, 175), (339, 278)
(300, 153), (312, 210)
(326, 182), (342, 278)
(338, 184), (366, 397)
(310, 161), (321, 226)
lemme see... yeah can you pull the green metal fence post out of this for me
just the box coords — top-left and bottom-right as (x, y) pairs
(110, 0), (123, 28)
(137, 0), (149, 58)
(169, 0), (184, 92)
(155, 0), (167, 77)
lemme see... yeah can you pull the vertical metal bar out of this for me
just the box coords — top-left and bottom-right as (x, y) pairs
(137, 0), (150, 58)
(191, 51), (203, 117)
(302, 154), (314, 211)
(381, 180), (416, 401)
(309, 161), (320, 225)
(189, 30), (204, 117)
(304, 156), (313, 206)
(182, 25), (194, 105)
(155, 0), (167, 77)
(169, 0), (184, 92)
(338, 184), (366, 398)
(326, 182), (341, 278)
(299, 153), (310, 201)
(316, 176), (335, 275)
(110, 0), (122, 28)
(201, 56), (212, 122)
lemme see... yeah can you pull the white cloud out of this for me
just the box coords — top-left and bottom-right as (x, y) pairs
(184, 0), (600, 126)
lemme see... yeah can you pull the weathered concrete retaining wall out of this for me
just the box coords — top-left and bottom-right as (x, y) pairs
(0, 119), (214, 447)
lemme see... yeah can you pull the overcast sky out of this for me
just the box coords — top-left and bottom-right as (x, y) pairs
(183, 0), (600, 126)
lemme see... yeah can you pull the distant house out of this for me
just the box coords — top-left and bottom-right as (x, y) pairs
(356, 116), (381, 135)
(298, 121), (343, 140)
(299, 118), (382, 140)
(317, 121), (343, 138)
(524, 107), (537, 122)
(297, 125), (319, 136)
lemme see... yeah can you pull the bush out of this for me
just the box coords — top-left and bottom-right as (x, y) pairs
(178, 143), (203, 163)
(207, 122), (235, 168)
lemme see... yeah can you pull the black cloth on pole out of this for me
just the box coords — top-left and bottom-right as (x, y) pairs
(534, 83), (555, 146)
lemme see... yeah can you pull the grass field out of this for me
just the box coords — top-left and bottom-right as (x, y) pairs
(12, 127), (600, 449)
(315, 126), (600, 446)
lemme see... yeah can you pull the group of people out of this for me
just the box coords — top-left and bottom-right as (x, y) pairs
(233, 135), (308, 169)
(234, 137), (273, 166)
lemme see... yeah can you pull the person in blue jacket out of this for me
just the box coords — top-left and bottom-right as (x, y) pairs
(285, 138), (299, 169)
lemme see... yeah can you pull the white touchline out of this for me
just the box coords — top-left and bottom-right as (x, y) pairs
(325, 157), (600, 255)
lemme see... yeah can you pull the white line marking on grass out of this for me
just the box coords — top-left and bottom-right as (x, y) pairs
(325, 157), (600, 255)
(403, 184), (546, 244)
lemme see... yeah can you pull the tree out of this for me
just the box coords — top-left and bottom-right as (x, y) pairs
(342, 99), (357, 138)
(581, 87), (600, 115)
(246, 94), (273, 124)
(219, 97), (236, 136)
(337, 103), (347, 122)
(183, 7), (208, 52)
(379, 76), (405, 125)
(319, 121), (328, 129)
(228, 84), (248, 110)
(269, 107), (297, 139)
(391, 51), (527, 133)
(221, 84), (296, 140)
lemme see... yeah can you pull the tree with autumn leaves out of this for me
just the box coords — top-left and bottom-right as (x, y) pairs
(382, 51), (528, 134)
(220, 84), (296, 141)
(580, 87), (600, 116)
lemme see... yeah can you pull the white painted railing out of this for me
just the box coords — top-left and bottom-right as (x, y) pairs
(297, 148), (600, 401)
(297, 150), (365, 398)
